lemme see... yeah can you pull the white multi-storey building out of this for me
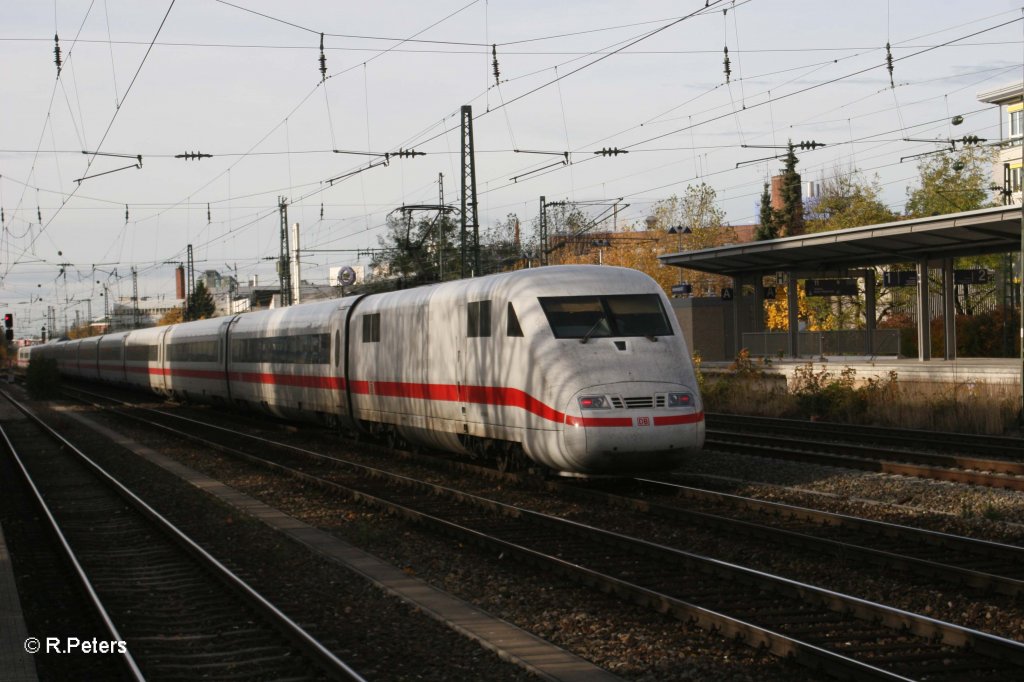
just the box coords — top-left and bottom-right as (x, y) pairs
(978, 82), (1024, 204)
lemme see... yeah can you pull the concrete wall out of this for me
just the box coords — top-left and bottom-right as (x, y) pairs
(671, 297), (733, 361)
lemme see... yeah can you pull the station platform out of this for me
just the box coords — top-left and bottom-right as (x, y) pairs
(0, 524), (38, 681)
(703, 356), (1024, 386)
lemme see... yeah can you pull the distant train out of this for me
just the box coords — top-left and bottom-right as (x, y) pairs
(31, 265), (705, 475)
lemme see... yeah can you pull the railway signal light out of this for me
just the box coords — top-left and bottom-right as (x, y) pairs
(4, 313), (12, 341)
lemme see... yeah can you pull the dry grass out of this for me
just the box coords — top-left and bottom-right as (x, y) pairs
(699, 358), (1020, 435)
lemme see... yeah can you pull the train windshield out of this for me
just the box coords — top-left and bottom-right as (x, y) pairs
(539, 294), (673, 339)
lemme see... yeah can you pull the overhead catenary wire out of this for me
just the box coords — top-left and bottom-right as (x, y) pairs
(4, 1), (1019, 311)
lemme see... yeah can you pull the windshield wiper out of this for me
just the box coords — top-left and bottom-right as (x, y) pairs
(580, 316), (606, 344)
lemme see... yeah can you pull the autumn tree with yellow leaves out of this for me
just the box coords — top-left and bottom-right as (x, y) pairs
(550, 183), (736, 298)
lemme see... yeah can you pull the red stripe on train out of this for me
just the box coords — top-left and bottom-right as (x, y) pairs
(113, 366), (703, 427)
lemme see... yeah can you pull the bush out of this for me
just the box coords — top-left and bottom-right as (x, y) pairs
(26, 357), (61, 399)
(791, 365), (867, 421)
(880, 309), (1020, 358)
(701, 349), (794, 417)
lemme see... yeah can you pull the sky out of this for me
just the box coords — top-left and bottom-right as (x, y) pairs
(1, 0), (1022, 334)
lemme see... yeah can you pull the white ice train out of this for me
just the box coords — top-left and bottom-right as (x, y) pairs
(32, 265), (705, 475)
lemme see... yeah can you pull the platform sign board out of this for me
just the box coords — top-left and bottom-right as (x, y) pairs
(883, 271), (917, 287)
(721, 287), (734, 301)
(953, 269), (991, 285)
(671, 283), (692, 296)
(804, 278), (858, 297)
(763, 286), (777, 300)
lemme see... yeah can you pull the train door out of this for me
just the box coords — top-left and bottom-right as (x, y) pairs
(153, 326), (171, 393)
(462, 296), (495, 439)
(224, 316), (242, 403)
(330, 298), (359, 427)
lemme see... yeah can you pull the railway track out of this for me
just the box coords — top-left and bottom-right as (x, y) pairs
(65, 386), (1024, 681)
(0, 389), (364, 682)
(704, 415), (1024, 491)
(708, 413), (1024, 459)
(569, 476), (1024, 596)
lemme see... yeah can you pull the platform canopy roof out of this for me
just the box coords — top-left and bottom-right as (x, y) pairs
(659, 206), (1023, 277)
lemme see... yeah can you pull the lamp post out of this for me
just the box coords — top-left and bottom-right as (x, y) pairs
(668, 225), (692, 287)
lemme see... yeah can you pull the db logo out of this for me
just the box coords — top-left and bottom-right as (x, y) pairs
(635, 416), (651, 427)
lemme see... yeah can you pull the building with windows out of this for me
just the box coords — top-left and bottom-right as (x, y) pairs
(978, 82), (1023, 204)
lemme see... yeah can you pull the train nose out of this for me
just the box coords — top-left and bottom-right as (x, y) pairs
(561, 385), (704, 475)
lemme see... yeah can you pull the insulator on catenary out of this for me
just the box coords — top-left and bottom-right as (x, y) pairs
(320, 203), (324, 220)
(492, 44), (500, 86)
(723, 46), (731, 84)
(885, 42), (894, 88)
(54, 34), (62, 77)
(207, 203), (211, 223)
(319, 33), (327, 82)
(125, 204), (129, 224)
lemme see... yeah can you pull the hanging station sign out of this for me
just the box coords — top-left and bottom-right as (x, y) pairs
(804, 279), (858, 297)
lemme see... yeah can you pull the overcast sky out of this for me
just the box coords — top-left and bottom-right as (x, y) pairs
(1, 0), (1021, 332)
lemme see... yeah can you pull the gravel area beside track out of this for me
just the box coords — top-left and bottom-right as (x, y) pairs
(44, 394), (1024, 679)
(37, 400), (537, 682)
(675, 449), (1024, 544)
(61, 400), (823, 682)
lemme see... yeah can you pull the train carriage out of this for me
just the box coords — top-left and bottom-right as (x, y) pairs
(97, 331), (130, 385)
(164, 316), (234, 403)
(76, 335), (102, 381)
(123, 326), (169, 395)
(226, 298), (349, 424)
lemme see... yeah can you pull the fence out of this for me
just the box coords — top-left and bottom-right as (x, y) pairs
(740, 330), (901, 358)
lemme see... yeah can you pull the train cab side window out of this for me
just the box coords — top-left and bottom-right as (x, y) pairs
(468, 300), (491, 337)
(506, 302), (523, 337)
(362, 313), (381, 343)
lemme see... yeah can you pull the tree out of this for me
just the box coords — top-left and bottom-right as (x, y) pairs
(479, 212), (526, 275)
(904, 146), (995, 218)
(778, 141), (804, 236)
(554, 184), (734, 297)
(806, 167), (896, 233)
(67, 324), (102, 339)
(158, 307), (184, 326)
(186, 280), (216, 320)
(373, 212), (460, 284)
(755, 182), (779, 240)
(904, 146), (999, 317)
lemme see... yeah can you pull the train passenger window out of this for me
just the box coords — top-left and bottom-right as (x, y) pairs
(125, 344), (158, 362)
(506, 302), (523, 337)
(230, 334), (331, 364)
(539, 295), (672, 339)
(467, 300), (491, 338)
(362, 313), (380, 343)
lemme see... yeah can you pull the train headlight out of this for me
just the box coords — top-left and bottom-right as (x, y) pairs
(667, 392), (693, 408)
(578, 395), (609, 410)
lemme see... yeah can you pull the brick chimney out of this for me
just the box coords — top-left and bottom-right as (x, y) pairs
(175, 265), (185, 299)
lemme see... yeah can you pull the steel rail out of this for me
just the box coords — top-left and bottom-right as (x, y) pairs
(707, 413), (1024, 459)
(72, 389), (1024, 681)
(0, 416), (146, 681)
(705, 430), (1024, 490)
(2, 389), (365, 682)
